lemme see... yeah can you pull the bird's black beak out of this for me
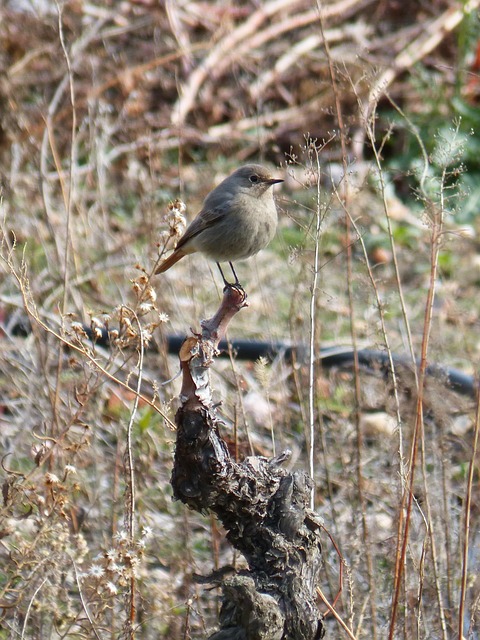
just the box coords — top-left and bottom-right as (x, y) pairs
(266, 178), (284, 185)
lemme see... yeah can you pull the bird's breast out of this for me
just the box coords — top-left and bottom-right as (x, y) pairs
(192, 194), (278, 262)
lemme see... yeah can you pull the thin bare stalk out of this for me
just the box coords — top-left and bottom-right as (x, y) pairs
(44, 4), (78, 447)
(227, 340), (255, 456)
(55, 2), (77, 314)
(362, 98), (423, 640)
(307, 142), (323, 509)
(21, 578), (48, 640)
(122, 307), (145, 638)
(317, 586), (359, 640)
(388, 167), (447, 640)
(419, 415), (449, 638)
(459, 383), (480, 638)
(364, 96), (428, 640)
(73, 562), (103, 640)
(123, 308), (145, 540)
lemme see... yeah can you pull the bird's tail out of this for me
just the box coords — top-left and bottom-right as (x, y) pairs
(155, 249), (186, 274)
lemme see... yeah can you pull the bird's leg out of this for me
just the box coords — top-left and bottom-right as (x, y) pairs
(228, 262), (241, 286)
(215, 262), (244, 295)
(216, 262), (230, 286)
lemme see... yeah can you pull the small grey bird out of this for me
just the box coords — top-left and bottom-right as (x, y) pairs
(155, 164), (283, 284)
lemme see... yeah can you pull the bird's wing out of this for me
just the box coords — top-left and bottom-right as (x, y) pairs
(175, 204), (228, 250)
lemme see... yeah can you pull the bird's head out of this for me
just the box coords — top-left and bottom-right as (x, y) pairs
(229, 164), (283, 198)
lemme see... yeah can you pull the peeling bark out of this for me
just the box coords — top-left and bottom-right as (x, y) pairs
(170, 285), (325, 640)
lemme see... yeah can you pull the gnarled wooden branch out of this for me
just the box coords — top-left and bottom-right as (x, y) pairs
(171, 284), (325, 640)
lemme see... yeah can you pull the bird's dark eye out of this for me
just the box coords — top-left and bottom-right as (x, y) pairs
(249, 174), (259, 183)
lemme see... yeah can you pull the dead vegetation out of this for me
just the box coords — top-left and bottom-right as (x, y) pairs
(1, 0), (478, 168)
(1, 1), (480, 639)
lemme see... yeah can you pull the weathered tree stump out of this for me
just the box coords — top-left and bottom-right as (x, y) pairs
(171, 285), (325, 640)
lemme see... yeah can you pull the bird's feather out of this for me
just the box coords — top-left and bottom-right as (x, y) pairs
(175, 204), (230, 250)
